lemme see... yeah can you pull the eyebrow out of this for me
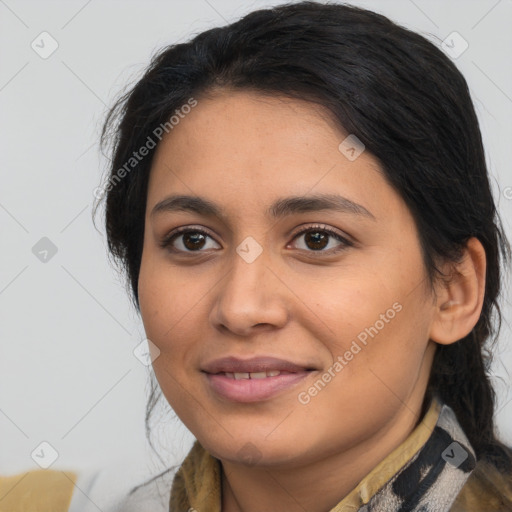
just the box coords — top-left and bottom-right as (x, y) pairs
(151, 193), (376, 221)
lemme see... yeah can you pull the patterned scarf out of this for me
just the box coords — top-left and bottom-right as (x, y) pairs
(358, 403), (476, 511)
(169, 398), (476, 511)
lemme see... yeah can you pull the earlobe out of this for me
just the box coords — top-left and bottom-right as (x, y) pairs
(429, 237), (486, 345)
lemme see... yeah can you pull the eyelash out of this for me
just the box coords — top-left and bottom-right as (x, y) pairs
(160, 224), (354, 256)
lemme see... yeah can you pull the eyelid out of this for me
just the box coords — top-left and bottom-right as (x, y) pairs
(289, 223), (351, 242)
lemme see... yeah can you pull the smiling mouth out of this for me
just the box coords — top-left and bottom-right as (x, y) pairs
(204, 370), (314, 402)
(200, 355), (319, 402)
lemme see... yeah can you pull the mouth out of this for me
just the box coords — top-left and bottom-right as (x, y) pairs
(201, 355), (316, 374)
(201, 356), (317, 402)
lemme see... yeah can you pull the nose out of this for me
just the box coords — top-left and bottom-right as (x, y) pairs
(209, 248), (290, 337)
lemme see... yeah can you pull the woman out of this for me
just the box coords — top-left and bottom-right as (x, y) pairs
(102, 1), (512, 510)
(3, 1), (511, 510)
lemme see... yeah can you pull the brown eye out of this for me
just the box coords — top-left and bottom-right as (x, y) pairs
(303, 231), (329, 250)
(290, 225), (353, 254)
(181, 232), (207, 250)
(161, 228), (220, 253)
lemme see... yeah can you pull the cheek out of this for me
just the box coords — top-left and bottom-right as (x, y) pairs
(137, 250), (214, 387)
(138, 256), (204, 420)
(305, 264), (402, 349)
(313, 255), (431, 385)
(138, 246), (194, 336)
(138, 253), (186, 358)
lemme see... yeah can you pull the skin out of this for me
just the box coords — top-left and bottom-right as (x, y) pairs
(138, 89), (486, 512)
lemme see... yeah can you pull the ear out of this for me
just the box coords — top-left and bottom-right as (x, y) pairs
(429, 237), (486, 345)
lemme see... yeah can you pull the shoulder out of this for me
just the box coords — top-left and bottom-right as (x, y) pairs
(452, 458), (512, 512)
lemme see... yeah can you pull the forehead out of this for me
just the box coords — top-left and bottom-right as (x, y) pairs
(153, 90), (345, 163)
(146, 90), (402, 223)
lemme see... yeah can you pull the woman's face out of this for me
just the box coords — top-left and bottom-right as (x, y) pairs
(138, 90), (438, 467)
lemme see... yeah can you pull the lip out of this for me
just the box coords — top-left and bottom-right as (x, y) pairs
(201, 356), (317, 403)
(201, 356), (315, 374)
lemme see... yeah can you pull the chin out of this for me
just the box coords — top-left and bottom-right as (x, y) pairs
(198, 430), (309, 468)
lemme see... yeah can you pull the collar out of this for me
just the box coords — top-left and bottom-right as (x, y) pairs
(169, 396), (476, 511)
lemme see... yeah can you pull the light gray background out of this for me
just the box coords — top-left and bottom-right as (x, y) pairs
(1, 0), (511, 478)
